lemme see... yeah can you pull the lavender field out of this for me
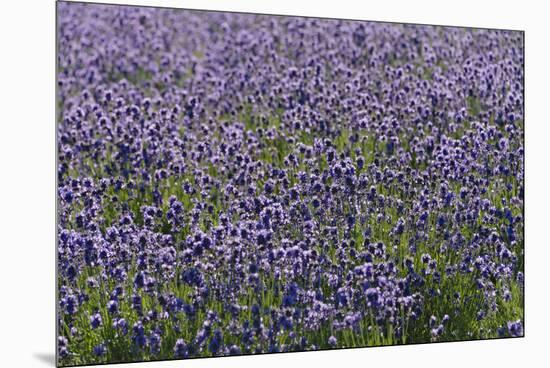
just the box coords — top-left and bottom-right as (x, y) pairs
(56, 3), (524, 366)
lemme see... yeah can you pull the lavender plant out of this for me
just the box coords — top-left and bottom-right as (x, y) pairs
(57, 3), (524, 366)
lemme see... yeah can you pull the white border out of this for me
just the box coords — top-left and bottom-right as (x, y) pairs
(1, 1), (547, 367)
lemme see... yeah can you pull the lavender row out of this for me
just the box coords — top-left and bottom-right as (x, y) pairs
(57, 3), (524, 366)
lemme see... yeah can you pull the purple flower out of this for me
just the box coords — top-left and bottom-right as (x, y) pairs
(90, 312), (102, 329)
(107, 300), (118, 314)
(93, 344), (106, 356)
(174, 338), (188, 358)
(507, 320), (523, 337)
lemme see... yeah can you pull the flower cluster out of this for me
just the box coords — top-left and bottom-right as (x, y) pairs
(57, 3), (524, 366)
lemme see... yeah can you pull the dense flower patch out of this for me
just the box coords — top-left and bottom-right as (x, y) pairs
(57, 3), (524, 366)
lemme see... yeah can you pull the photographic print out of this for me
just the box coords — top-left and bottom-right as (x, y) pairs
(56, 1), (524, 366)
